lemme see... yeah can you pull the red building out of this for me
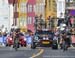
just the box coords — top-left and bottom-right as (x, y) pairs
(27, 0), (36, 33)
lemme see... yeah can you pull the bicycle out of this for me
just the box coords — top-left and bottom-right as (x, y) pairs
(13, 38), (19, 51)
(62, 41), (68, 51)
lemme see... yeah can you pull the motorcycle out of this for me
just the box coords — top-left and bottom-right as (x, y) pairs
(6, 36), (13, 47)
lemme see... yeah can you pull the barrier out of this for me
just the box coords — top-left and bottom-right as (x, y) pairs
(71, 35), (75, 43)
(0, 36), (6, 46)
(71, 35), (75, 47)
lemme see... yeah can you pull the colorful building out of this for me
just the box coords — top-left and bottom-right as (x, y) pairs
(8, 0), (58, 32)
(34, 0), (45, 19)
(27, 0), (36, 32)
(18, 0), (27, 32)
(45, 0), (57, 19)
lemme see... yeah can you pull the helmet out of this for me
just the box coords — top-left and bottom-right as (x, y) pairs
(15, 28), (20, 33)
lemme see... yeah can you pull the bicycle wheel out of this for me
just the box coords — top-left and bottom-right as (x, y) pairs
(14, 39), (18, 51)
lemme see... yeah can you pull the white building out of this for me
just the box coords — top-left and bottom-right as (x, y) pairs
(0, 0), (13, 32)
(57, 0), (65, 18)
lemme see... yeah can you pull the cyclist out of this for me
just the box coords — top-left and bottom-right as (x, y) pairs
(13, 28), (20, 48)
(62, 33), (69, 51)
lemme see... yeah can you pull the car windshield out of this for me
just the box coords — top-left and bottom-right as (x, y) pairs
(35, 31), (53, 36)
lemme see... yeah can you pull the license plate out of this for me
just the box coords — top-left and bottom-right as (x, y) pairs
(42, 41), (50, 44)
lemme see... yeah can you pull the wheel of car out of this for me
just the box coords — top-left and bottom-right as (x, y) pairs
(31, 44), (36, 49)
(31, 46), (35, 49)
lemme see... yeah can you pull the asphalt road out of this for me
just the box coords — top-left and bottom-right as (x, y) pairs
(0, 47), (75, 58)
(41, 47), (75, 58)
(0, 47), (40, 58)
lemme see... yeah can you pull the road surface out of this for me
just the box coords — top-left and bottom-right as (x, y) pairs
(0, 47), (75, 58)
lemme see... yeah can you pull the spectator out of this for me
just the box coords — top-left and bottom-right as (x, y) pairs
(69, 16), (74, 27)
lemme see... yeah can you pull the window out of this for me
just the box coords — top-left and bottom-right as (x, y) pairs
(20, 17), (26, 26)
(35, 4), (38, 13)
(33, 17), (35, 23)
(29, 17), (32, 24)
(28, 5), (33, 12)
(66, 0), (73, 2)
(58, 1), (63, 12)
(70, 0), (73, 2)
(20, 2), (27, 13)
(40, 3), (42, 13)
(33, 5), (36, 12)
(66, 0), (69, 2)
(27, 17), (32, 24)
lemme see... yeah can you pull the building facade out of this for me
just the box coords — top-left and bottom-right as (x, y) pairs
(0, 0), (13, 32)
(45, 0), (57, 19)
(27, 0), (36, 32)
(34, 0), (45, 19)
(18, 0), (27, 30)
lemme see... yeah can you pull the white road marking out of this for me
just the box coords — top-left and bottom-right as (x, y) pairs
(43, 56), (75, 58)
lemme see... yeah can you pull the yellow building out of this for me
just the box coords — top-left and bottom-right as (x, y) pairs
(18, 0), (28, 32)
(45, 0), (57, 19)
(35, 0), (45, 19)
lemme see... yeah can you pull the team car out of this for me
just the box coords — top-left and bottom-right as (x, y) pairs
(31, 29), (53, 49)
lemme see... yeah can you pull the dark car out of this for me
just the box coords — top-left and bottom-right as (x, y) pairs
(31, 30), (53, 49)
